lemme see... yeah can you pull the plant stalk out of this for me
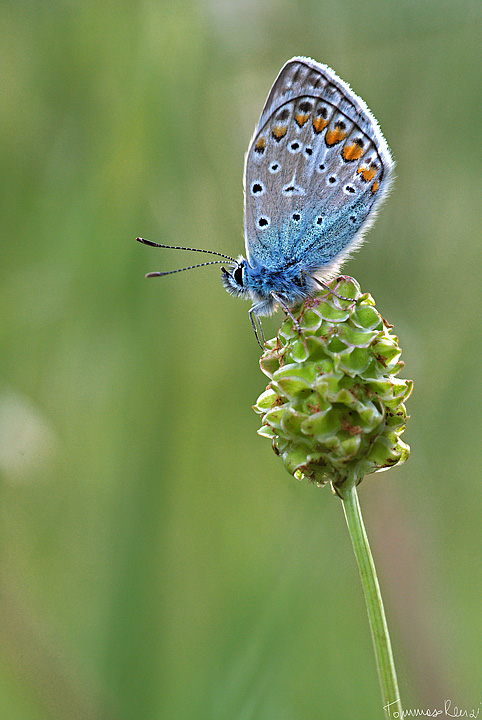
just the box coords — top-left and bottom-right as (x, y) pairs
(340, 484), (402, 719)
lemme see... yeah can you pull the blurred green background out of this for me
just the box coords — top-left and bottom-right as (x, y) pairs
(1, 1), (482, 718)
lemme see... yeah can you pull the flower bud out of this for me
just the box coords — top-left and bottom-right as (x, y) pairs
(253, 278), (412, 495)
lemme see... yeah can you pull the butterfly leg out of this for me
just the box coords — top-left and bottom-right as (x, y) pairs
(270, 292), (309, 353)
(270, 292), (301, 334)
(249, 306), (265, 348)
(311, 276), (357, 305)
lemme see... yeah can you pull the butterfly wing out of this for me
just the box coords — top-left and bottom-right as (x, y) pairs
(243, 57), (394, 277)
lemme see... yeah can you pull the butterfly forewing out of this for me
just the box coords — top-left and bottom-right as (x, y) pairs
(244, 57), (394, 272)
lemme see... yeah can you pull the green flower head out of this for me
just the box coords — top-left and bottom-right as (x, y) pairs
(253, 278), (412, 496)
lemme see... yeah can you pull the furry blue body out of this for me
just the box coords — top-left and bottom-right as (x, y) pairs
(222, 256), (317, 317)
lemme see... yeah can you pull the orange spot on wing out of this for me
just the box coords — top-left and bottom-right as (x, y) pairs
(272, 126), (288, 140)
(371, 181), (379, 193)
(342, 143), (364, 161)
(254, 137), (265, 153)
(357, 165), (377, 182)
(312, 117), (328, 134)
(294, 113), (309, 127)
(325, 127), (347, 146)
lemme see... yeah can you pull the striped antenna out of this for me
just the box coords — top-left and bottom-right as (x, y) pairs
(145, 260), (227, 278)
(136, 237), (235, 263)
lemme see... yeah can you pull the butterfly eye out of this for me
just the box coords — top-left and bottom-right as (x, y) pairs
(233, 265), (244, 286)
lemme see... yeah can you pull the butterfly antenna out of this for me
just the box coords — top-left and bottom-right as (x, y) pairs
(145, 260), (227, 278)
(136, 238), (235, 263)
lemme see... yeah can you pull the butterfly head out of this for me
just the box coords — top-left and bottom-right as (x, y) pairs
(221, 257), (249, 299)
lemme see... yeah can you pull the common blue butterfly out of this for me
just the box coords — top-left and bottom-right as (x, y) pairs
(138, 57), (394, 345)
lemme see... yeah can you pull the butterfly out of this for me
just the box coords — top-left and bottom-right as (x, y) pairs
(138, 57), (394, 345)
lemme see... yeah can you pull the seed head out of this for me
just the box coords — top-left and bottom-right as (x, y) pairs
(253, 278), (412, 495)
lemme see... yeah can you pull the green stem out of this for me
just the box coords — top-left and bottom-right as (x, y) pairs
(340, 484), (402, 719)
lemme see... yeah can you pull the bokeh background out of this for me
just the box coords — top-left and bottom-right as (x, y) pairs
(2, 1), (482, 718)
